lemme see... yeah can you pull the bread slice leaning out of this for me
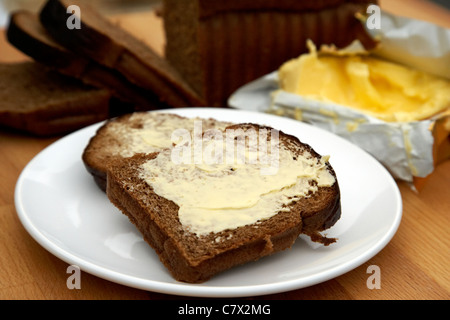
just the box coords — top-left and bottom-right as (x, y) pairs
(106, 123), (341, 283)
(40, 0), (205, 108)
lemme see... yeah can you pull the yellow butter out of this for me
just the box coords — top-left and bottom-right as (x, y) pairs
(140, 127), (335, 236)
(278, 43), (450, 122)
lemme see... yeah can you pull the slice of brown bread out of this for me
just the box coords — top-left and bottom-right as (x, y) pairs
(0, 62), (111, 136)
(39, 0), (206, 108)
(82, 112), (232, 191)
(6, 10), (168, 111)
(106, 123), (341, 283)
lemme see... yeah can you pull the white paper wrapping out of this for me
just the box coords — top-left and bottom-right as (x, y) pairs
(366, 10), (450, 80)
(228, 10), (449, 183)
(270, 86), (436, 182)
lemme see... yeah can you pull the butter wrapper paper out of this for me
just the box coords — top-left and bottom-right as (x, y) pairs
(228, 10), (450, 184)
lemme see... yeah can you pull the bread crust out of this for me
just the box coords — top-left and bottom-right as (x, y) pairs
(106, 124), (341, 283)
(82, 116), (124, 191)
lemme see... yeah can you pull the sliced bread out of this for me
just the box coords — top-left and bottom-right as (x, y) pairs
(82, 112), (232, 191)
(0, 62), (110, 136)
(40, 0), (205, 108)
(106, 122), (341, 283)
(7, 10), (168, 111)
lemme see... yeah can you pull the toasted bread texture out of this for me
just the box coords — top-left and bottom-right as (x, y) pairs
(0, 62), (110, 136)
(40, 0), (205, 108)
(106, 123), (341, 283)
(82, 112), (232, 191)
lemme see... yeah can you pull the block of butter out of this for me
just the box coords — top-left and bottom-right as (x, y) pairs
(278, 41), (450, 123)
(229, 10), (450, 189)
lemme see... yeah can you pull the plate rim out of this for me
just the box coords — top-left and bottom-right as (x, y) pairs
(14, 107), (402, 298)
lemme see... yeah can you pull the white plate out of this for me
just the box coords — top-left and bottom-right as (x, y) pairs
(15, 108), (402, 298)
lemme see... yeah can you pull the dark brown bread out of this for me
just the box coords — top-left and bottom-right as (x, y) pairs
(40, 0), (206, 108)
(163, 0), (377, 107)
(0, 62), (110, 136)
(82, 112), (232, 191)
(6, 10), (168, 111)
(106, 123), (341, 283)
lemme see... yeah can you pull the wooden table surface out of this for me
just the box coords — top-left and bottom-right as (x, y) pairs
(0, 0), (449, 300)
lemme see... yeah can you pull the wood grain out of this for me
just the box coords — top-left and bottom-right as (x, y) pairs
(0, 0), (449, 300)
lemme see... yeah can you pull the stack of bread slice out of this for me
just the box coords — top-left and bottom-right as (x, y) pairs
(3, 0), (204, 135)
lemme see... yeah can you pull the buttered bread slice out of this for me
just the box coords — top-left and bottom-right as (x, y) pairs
(106, 123), (341, 283)
(82, 112), (232, 191)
